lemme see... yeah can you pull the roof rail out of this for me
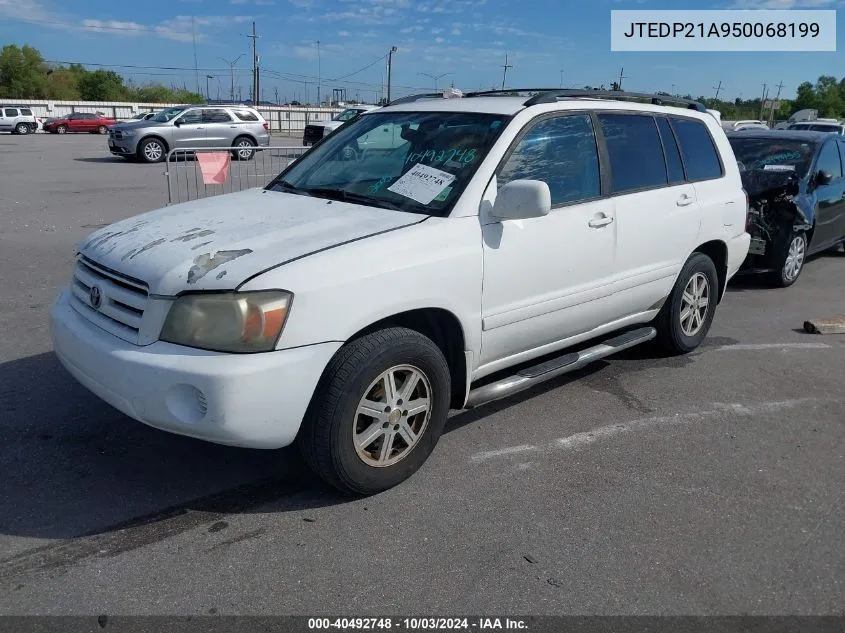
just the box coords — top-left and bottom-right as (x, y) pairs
(520, 89), (707, 112)
(387, 92), (446, 105)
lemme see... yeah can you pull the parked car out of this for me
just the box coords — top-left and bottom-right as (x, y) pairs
(0, 106), (38, 134)
(119, 112), (158, 123)
(787, 121), (845, 135)
(107, 104), (270, 163)
(302, 105), (380, 145)
(50, 89), (750, 495)
(728, 129), (845, 286)
(43, 112), (117, 135)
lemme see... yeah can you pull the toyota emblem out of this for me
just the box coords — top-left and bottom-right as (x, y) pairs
(89, 285), (102, 309)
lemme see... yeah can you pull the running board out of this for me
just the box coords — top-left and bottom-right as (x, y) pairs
(464, 327), (657, 409)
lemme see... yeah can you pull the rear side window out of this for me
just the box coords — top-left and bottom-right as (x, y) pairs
(816, 141), (842, 179)
(4, 108), (18, 117)
(598, 113), (667, 194)
(656, 117), (685, 184)
(498, 113), (601, 206)
(203, 109), (233, 123)
(670, 117), (723, 181)
(20, 108), (32, 116)
(233, 110), (259, 122)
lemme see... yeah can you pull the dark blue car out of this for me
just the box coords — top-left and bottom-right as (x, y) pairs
(728, 130), (845, 287)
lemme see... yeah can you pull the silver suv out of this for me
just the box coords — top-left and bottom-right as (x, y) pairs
(0, 106), (37, 134)
(107, 104), (271, 163)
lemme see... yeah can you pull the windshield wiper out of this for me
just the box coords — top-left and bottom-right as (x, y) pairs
(302, 188), (408, 212)
(270, 180), (313, 196)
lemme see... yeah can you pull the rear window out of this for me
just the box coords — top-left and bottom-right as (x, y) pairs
(598, 113), (667, 194)
(233, 110), (259, 122)
(4, 108), (18, 117)
(670, 117), (723, 181)
(20, 108), (32, 116)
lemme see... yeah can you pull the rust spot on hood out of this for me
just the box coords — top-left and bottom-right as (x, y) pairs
(187, 249), (253, 284)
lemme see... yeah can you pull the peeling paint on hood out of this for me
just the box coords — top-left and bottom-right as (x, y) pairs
(77, 188), (425, 295)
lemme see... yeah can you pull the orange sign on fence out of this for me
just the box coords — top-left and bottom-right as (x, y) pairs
(196, 152), (231, 185)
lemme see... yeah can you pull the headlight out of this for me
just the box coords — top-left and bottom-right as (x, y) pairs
(120, 130), (136, 137)
(160, 290), (292, 353)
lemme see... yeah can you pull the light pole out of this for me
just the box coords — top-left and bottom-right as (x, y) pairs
(316, 40), (321, 105)
(387, 45), (397, 104)
(418, 72), (452, 91)
(205, 75), (214, 102)
(218, 54), (244, 102)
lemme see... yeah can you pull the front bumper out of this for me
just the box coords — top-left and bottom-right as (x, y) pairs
(108, 135), (140, 155)
(50, 289), (341, 449)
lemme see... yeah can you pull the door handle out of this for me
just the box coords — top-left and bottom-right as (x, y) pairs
(677, 194), (695, 207)
(588, 215), (614, 228)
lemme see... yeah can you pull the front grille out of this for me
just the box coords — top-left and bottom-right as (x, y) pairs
(110, 130), (123, 140)
(303, 125), (324, 145)
(69, 255), (149, 345)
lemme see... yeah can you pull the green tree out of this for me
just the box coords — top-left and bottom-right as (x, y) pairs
(0, 44), (49, 98)
(45, 68), (80, 100)
(76, 69), (128, 101)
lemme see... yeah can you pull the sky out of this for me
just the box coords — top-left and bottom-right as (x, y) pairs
(0, 0), (843, 104)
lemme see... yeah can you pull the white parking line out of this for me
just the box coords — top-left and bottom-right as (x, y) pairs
(715, 342), (832, 351)
(469, 398), (834, 464)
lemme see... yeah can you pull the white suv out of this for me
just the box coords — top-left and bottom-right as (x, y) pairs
(50, 89), (750, 495)
(0, 106), (38, 134)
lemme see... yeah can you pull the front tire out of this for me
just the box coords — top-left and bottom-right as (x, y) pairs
(56, 125), (67, 135)
(97, 125), (108, 134)
(297, 327), (451, 496)
(769, 231), (807, 288)
(138, 138), (166, 163)
(654, 252), (719, 355)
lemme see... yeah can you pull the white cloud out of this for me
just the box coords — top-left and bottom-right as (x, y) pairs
(451, 27), (461, 35)
(400, 24), (423, 33)
(337, 29), (351, 36)
(82, 19), (148, 36)
(435, 36), (444, 43)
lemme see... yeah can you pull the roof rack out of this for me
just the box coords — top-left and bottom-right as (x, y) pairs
(387, 92), (447, 105)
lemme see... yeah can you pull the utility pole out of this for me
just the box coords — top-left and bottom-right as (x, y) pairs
(759, 83), (768, 121)
(560, 69), (564, 88)
(671, 83), (677, 96)
(205, 74), (213, 102)
(501, 53), (512, 90)
(769, 80), (784, 125)
(387, 45), (397, 104)
(274, 87), (279, 105)
(316, 40), (321, 106)
(192, 16), (200, 96)
(616, 67), (627, 91)
(218, 54), (244, 102)
(713, 80), (723, 100)
(247, 22), (260, 106)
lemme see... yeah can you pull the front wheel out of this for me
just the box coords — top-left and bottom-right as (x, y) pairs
(297, 327), (451, 496)
(654, 252), (719, 355)
(138, 138), (166, 163)
(97, 125), (108, 134)
(56, 125), (67, 135)
(769, 231), (807, 288)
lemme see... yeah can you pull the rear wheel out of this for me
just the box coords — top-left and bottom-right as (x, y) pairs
(14, 123), (29, 135)
(297, 327), (451, 496)
(769, 231), (807, 288)
(654, 252), (719, 355)
(138, 138), (166, 163)
(231, 136), (256, 161)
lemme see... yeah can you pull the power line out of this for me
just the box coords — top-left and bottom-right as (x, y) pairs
(330, 54), (388, 82)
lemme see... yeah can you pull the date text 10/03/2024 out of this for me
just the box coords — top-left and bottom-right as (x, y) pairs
(307, 618), (529, 630)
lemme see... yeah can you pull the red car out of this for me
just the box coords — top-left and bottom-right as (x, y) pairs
(43, 112), (117, 135)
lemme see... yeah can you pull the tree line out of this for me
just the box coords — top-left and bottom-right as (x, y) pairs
(0, 44), (204, 103)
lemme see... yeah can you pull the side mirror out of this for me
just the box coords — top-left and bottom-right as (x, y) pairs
(491, 180), (552, 221)
(816, 170), (833, 186)
(173, 119), (182, 127)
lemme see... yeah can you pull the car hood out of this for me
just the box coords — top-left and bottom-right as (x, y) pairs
(112, 120), (167, 131)
(77, 188), (425, 295)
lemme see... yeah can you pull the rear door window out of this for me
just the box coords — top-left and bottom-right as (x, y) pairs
(670, 117), (724, 182)
(20, 108), (32, 116)
(597, 113), (667, 194)
(203, 109), (233, 123)
(4, 108), (18, 117)
(816, 141), (842, 179)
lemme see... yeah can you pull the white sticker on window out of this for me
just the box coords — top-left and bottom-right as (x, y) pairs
(387, 163), (457, 204)
(763, 164), (795, 172)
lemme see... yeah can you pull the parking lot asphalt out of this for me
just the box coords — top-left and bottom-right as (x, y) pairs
(0, 133), (843, 615)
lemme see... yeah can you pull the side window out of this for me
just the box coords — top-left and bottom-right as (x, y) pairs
(4, 108), (17, 117)
(177, 110), (203, 125)
(816, 141), (843, 179)
(497, 114), (600, 206)
(597, 113), (667, 194)
(233, 110), (259, 122)
(656, 117), (685, 184)
(81, 113), (96, 120)
(670, 117), (723, 181)
(203, 109), (233, 123)
(20, 108), (32, 116)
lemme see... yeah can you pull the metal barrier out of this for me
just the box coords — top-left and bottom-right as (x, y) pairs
(165, 145), (309, 205)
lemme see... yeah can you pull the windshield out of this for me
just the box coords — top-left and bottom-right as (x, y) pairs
(334, 108), (364, 122)
(267, 111), (511, 216)
(728, 137), (817, 178)
(151, 106), (186, 123)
